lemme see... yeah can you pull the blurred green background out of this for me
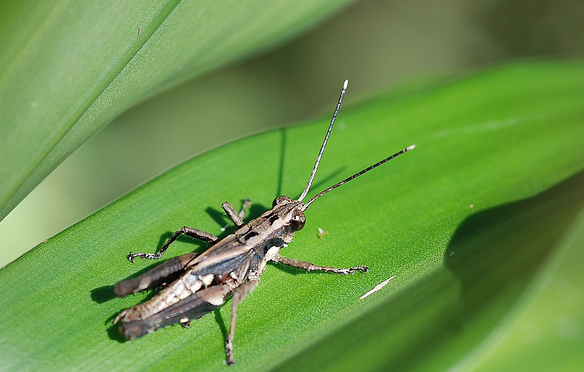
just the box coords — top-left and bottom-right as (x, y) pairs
(1, 0), (583, 267)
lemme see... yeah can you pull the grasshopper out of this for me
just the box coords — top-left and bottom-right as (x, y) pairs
(113, 80), (415, 365)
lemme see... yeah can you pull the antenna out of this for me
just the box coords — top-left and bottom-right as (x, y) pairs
(298, 79), (348, 202)
(302, 145), (416, 210)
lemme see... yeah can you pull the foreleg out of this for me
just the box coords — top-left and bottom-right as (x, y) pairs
(222, 199), (252, 229)
(272, 254), (368, 274)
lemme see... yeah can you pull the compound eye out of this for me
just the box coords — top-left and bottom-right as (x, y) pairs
(272, 195), (292, 207)
(290, 210), (306, 231)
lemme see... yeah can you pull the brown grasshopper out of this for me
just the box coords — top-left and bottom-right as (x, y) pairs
(113, 80), (415, 365)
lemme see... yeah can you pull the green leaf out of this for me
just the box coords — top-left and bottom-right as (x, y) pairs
(1, 61), (583, 371)
(0, 0), (353, 221)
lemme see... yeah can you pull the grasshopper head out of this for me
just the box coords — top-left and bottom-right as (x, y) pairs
(272, 195), (306, 231)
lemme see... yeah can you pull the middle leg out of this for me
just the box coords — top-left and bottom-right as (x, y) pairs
(128, 226), (218, 262)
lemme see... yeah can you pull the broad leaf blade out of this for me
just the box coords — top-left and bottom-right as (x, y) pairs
(0, 61), (583, 371)
(0, 0), (353, 220)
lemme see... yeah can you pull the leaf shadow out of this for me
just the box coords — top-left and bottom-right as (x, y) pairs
(270, 169), (584, 371)
(441, 168), (584, 341)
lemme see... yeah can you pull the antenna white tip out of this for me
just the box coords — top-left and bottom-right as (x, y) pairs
(343, 79), (348, 89)
(407, 144), (416, 151)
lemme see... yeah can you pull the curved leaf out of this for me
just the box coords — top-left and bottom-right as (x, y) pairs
(0, 0), (353, 220)
(0, 61), (583, 371)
